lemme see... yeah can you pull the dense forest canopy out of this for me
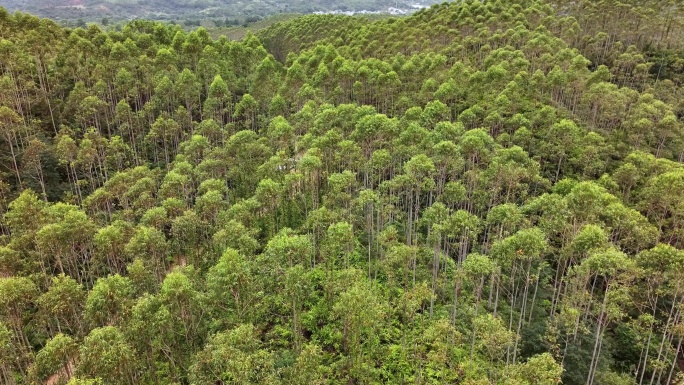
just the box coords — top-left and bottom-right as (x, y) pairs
(1, 0), (684, 384)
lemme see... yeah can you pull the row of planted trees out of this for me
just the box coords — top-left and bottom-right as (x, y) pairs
(1, 107), (683, 384)
(2, 2), (684, 202)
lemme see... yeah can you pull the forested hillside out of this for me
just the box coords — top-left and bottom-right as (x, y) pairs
(1, 1), (684, 384)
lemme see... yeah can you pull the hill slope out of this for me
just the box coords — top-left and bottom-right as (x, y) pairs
(0, 1), (683, 385)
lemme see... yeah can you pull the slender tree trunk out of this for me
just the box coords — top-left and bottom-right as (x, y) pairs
(649, 295), (679, 385)
(657, 308), (681, 384)
(638, 329), (654, 385)
(3, 132), (22, 188)
(666, 335), (682, 385)
(587, 284), (610, 385)
(506, 261), (519, 364)
(527, 264), (542, 324)
(550, 257), (568, 319)
(513, 260), (532, 364)
(470, 275), (485, 361)
(451, 275), (461, 329)
(638, 304), (658, 385)
(493, 271), (500, 318)
(429, 238), (440, 318)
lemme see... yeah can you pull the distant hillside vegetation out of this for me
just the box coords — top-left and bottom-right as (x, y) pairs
(0, 1), (683, 385)
(0, 0), (440, 24)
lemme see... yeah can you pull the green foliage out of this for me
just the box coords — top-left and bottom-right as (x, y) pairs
(0, 2), (683, 385)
